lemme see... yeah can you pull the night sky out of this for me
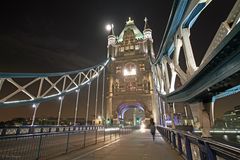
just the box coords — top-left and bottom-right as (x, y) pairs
(0, 0), (238, 122)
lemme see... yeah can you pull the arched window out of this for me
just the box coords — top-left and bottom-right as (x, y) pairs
(123, 63), (137, 76)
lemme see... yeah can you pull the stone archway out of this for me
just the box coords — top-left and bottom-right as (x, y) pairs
(117, 102), (149, 126)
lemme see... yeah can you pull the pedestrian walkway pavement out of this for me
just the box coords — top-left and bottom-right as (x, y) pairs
(51, 129), (183, 160)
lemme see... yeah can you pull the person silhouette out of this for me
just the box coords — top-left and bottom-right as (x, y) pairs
(149, 118), (156, 141)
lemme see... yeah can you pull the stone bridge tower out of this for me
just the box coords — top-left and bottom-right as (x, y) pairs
(106, 17), (157, 124)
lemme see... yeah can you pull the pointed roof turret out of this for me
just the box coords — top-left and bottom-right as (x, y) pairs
(144, 17), (150, 30)
(117, 17), (144, 42)
(108, 24), (115, 36)
(143, 17), (152, 40)
(126, 17), (134, 25)
(107, 24), (116, 46)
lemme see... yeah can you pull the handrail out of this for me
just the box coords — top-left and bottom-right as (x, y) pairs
(157, 126), (240, 160)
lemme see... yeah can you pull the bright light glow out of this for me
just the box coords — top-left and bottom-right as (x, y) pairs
(32, 104), (36, 108)
(194, 130), (240, 134)
(98, 115), (101, 119)
(123, 68), (136, 76)
(105, 128), (119, 132)
(58, 97), (62, 100)
(140, 123), (146, 133)
(105, 24), (112, 31)
(111, 57), (116, 61)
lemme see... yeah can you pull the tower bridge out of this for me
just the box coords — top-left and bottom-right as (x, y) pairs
(0, 0), (240, 159)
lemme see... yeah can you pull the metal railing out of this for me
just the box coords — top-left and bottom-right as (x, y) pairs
(0, 125), (104, 136)
(0, 126), (132, 160)
(157, 126), (240, 160)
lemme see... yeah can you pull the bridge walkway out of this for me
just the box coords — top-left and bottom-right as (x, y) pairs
(52, 129), (182, 160)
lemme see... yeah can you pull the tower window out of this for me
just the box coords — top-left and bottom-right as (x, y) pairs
(139, 64), (145, 71)
(116, 66), (122, 74)
(135, 44), (139, 50)
(120, 47), (124, 52)
(123, 63), (137, 76)
(130, 45), (134, 50)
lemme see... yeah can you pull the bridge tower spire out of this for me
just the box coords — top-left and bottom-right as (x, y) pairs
(107, 24), (116, 58)
(143, 17), (155, 59)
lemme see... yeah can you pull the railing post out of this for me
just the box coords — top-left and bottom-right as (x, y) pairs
(36, 134), (43, 160)
(177, 133), (183, 154)
(104, 127), (106, 142)
(95, 127), (98, 144)
(185, 136), (193, 160)
(172, 131), (176, 148)
(204, 142), (217, 160)
(110, 129), (112, 140)
(83, 130), (86, 148)
(65, 132), (70, 153)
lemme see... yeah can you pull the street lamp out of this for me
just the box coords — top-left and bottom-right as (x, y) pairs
(105, 24), (112, 31)
(31, 103), (39, 126)
(57, 96), (64, 126)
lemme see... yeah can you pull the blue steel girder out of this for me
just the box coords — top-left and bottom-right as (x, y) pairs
(155, 0), (189, 64)
(0, 59), (110, 108)
(162, 22), (240, 103)
(212, 85), (240, 102)
(154, 0), (210, 64)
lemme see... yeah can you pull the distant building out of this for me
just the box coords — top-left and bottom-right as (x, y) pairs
(223, 105), (240, 128)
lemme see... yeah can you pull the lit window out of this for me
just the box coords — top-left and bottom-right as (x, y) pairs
(139, 64), (145, 71)
(116, 66), (122, 74)
(120, 47), (124, 52)
(125, 46), (129, 50)
(123, 63), (137, 76)
(123, 68), (136, 76)
(130, 45), (134, 50)
(135, 44), (139, 50)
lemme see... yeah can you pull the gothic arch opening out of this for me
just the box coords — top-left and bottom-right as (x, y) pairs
(117, 103), (147, 126)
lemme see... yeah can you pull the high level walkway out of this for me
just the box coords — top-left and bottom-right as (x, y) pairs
(52, 129), (182, 160)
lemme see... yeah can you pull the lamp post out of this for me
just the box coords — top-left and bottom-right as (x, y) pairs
(94, 76), (99, 123)
(74, 89), (80, 126)
(57, 96), (64, 126)
(86, 82), (91, 125)
(31, 103), (39, 126)
(101, 68), (106, 124)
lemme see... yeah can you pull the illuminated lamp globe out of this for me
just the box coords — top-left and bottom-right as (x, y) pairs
(105, 24), (112, 31)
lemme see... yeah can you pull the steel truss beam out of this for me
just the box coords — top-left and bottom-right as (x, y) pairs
(0, 59), (110, 107)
